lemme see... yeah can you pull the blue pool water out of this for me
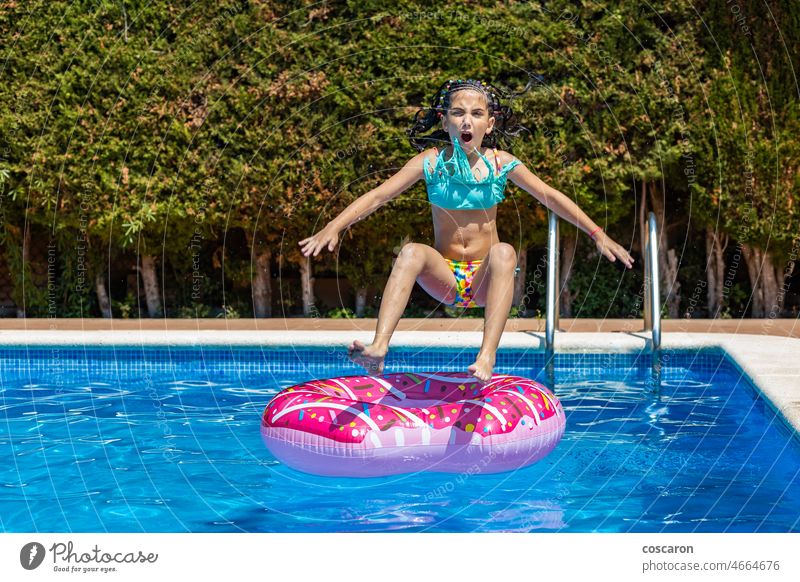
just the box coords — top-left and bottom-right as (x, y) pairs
(1, 346), (798, 533)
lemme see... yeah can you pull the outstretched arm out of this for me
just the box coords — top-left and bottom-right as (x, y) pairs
(299, 151), (429, 257)
(508, 162), (634, 268)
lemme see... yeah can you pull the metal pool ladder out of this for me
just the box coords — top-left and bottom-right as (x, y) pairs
(643, 211), (662, 351)
(544, 211), (662, 383)
(544, 211), (560, 383)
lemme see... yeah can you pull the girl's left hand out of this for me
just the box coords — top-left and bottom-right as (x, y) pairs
(594, 232), (634, 269)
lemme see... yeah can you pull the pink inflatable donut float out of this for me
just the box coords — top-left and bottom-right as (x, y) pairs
(261, 371), (566, 477)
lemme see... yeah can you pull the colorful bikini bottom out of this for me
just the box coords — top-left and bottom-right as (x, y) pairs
(444, 258), (483, 308)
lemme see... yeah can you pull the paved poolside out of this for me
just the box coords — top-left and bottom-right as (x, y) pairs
(0, 317), (797, 336)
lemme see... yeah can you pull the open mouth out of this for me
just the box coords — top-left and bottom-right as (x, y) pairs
(460, 132), (473, 144)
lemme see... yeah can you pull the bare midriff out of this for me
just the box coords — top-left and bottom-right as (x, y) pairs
(431, 204), (500, 262)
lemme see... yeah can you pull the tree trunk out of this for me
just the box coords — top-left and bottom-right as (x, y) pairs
(705, 227), (728, 318)
(355, 287), (367, 317)
(139, 254), (162, 317)
(638, 180), (647, 260)
(251, 246), (272, 318)
(647, 181), (681, 318)
(299, 255), (315, 317)
(742, 243), (763, 317)
(663, 248), (681, 318)
(741, 243), (784, 318)
(559, 234), (577, 317)
(95, 270), (112, 318)
(512, 246), (527, 308)
(16, 222), (30, 318)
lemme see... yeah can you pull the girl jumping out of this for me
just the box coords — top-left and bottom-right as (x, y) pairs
(299, 77), (633, 382)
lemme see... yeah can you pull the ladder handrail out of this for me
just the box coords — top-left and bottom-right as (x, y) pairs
(544, 211), (662, 356)
(644, 211), (662, 350)
(545, 211), (560, 357)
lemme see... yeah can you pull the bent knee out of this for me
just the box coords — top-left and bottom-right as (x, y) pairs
(395, 242), (427, 268)
(488, 243), (517, 269)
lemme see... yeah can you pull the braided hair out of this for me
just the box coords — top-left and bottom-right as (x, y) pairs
(407, 75), (539, 152)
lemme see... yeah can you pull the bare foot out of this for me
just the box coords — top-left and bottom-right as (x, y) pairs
(348, 339), (387, 375)
(467, 353), (495, 384)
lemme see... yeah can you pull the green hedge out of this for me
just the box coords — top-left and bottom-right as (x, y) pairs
(0, 1), (797, 317)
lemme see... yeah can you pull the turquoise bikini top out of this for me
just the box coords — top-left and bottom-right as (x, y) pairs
(423, 138), (521, 210)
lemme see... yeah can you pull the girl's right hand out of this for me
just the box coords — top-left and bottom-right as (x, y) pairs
(299, 226), (340, 257)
